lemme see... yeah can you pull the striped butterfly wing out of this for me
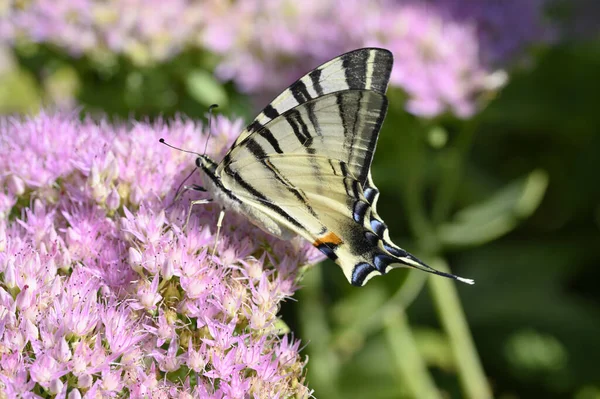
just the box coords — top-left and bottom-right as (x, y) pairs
(227, 48), (393, 156)
(218, 89), (386, 191)
(223, 48), (391, 216)
(218, 90), (473, 285)
(221, 153), (472, 286)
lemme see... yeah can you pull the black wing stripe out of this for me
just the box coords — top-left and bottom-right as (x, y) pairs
(305, 101), (322, 138)
(285, 110), (311, 146)
(238, 137), (318, 218)
(226, 166), (304, 230)
(343, 49), (368, 91)
(247, 120), (264, 133)
(363, 96), (388, 180)
(263, 104), (280, 119)
(258, 128), (284, 154)
(371, 49), (394, 94)
(309, 67), (324, 96)
(245, 138), (268, 159)
(263, 159), (317, 217)
(290, 79), (312, 104)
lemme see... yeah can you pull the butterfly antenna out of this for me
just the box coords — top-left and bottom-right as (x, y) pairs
(159, 138), (202, 157)
(202, 104), (219, 156)
(168, 168), (198, 208)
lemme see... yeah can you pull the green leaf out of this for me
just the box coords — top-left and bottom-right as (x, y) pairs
(0, 67), (41, 114)
(272, 317), (291, 335)
(329, 284), (388, 356)
(413, 327), (454, 371)
(185, 69), (228, 108)
(438, 169), (548, 248)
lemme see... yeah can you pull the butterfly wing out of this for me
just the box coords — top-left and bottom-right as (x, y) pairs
(228, 48), (393, 151)
(217, 90), (473, 285)
(218, 49), (392, 235)
(219, 89), (387, 190)
(221, 153), (472, 286)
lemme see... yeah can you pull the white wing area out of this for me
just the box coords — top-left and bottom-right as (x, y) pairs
(221, 154), (364, 283)
(229, 48), (393, 148)
(223, 154), (354, 232)
(219, 90), (387, 188)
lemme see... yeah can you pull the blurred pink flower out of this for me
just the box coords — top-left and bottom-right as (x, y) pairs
(6, 0), (204, 64)
(203, 0), (549, 118)
(0, 112), (321, 397)
(3, 0), (549, 117)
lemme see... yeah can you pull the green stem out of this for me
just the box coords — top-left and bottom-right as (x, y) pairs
(402, 119), (490, 398)
(331, 272), (427, 352)
(383, 307), (443, 399)
(297, 268), (342, 399)
(402, 123), (439, 253)
(431, 118), (479, 225)
(428, 258), (492, 399)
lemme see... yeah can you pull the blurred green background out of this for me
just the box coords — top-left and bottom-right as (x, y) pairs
(2, 1), (599, 398)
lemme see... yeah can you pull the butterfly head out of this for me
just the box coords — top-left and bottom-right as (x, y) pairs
(196, 155), (218, 178)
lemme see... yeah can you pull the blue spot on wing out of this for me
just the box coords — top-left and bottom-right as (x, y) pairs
(353, 201), (369, 223)
(364, 187), (377, 203)
(364, 231), (379, 246)
(351, 262), (377, 286)
(374, 254), (396, 273)
(370, 218), (386, 237)
(384, 243), (406, 258)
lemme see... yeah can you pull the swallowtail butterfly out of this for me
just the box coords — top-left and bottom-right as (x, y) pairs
(193, 48), (473, 286)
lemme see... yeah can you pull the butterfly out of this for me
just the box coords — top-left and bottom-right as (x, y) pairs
(193, 48), (473, 286)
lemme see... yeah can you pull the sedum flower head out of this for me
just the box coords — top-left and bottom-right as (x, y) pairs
(3, 0), (550, 117)
(0, 112), (321, 397)
(204, 0), (550, 118)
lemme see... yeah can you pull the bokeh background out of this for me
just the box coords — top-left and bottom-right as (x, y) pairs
(2, 0), (599, 398)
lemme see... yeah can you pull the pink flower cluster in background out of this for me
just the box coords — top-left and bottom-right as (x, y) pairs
(205, 0), (550, 117)
(0, 113), (322, 397)
(2, 0), (205, 64)
(2, 0), (550, 118)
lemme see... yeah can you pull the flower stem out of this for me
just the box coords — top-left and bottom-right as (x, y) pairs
(431, 118), (479, 225)
(331, 272), (427, 352)
(383, 307), (443, 399)
(401, 120), (490, 398)
(428, 258), (492, 399)
(298, 268), (342, 399)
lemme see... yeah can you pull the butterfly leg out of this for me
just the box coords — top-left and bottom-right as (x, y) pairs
(181, 195), (224, 257)
(183, 198), (212, 232)
(173, 184), (206, 204)
(212, 209), (225, 256)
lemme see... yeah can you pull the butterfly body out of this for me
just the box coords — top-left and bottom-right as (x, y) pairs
(195, 48), (474, 286)
(196, 154), (296, 240)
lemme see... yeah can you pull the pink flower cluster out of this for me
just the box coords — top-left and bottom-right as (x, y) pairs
(2, 0), (549, 118)
(3, 0), (205, 65)
(204, 0), (550, 117)
(0, 113), (322, 397)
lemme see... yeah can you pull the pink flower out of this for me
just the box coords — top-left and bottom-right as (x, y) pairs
(102, 303), (147, 354)
(29, 353), (63, 387)
(0, 112), (316, 396)
(3, 1), (550, 117)
(204, 0), (549, 118)
(152, 338), (185, 373)
(132, 273), (163, 311)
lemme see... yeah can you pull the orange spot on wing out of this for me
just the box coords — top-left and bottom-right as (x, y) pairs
(313, 231), (343, 247)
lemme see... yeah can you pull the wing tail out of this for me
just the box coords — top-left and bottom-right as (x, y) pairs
(373, 240), (475, 285)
